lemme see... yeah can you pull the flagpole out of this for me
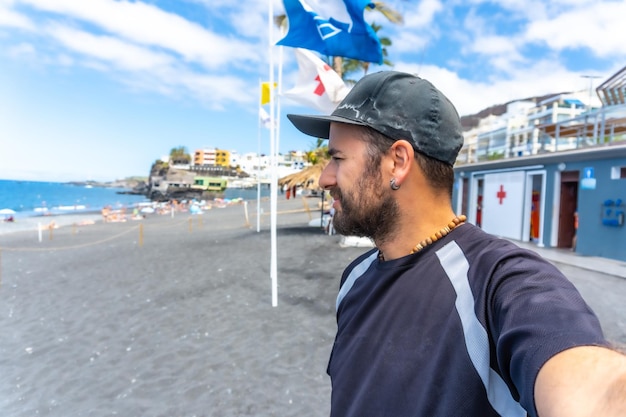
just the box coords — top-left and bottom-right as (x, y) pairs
(257, 80), (262, 233)
(268, 0), (278, 307)
(276, 27), (285, 152)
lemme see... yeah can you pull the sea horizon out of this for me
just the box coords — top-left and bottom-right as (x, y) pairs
(0, 179), (147, 218)
(0, 179), (272, 220)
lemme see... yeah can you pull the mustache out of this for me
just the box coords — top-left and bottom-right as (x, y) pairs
(330, 188), (343, 202)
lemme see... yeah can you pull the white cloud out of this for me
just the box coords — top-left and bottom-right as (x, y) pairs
(56, 53), (74, 67)
(4, 0), (624, 126)
(47, 24), (175, 71)
(383, 0), (443, 54)
(393, 59), (618, 117)
(392, 32), (430, 54)
(468, 34), (526, 73)
(403, 0), (443, 28)
(0, 0), (33, 30)
(470, 35), (520, 57)
(1, 0), (268, 108)
(177, 73), (252, 108)
(231, 8), (268, 39)
(19, 0), (262, 68)
(524, 1), (626, 56)
(7, 41), (34, 58)
(470, 35), (518, 56)
(393, 62), (488, 115)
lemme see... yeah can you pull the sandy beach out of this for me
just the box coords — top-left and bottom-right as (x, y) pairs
(0, 213), (105, 237)
(0, 197), (367, 417)
(1, 196), (624, 416)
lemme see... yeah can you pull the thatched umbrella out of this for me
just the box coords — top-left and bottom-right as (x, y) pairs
(278, 161), (330, 227)
(278, 161), (328, 191)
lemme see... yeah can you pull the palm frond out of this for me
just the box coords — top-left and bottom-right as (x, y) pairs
(367, 2), (404, 25)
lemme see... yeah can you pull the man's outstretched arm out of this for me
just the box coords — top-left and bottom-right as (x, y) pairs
(535, 345), (626, 417)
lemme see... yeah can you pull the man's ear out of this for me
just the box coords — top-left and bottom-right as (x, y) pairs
(389, 140), (414, 181)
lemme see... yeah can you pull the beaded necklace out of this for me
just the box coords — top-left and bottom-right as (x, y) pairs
(378, 214), (467, 262)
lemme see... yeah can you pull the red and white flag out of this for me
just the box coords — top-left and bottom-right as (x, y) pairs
(282, 48), (349, 114)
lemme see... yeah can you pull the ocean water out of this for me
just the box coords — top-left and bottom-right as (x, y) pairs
(0, 180), (149, 218)
(0, 179), (272, 219)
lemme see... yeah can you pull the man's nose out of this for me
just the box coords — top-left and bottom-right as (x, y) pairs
(319, 165), (334, 190)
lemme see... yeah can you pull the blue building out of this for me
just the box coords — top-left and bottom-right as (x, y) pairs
(453, 65), (626, 263)
(453, 144), (626, 262)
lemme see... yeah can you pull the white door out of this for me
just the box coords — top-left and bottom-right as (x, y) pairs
(482, 171), (526, 240)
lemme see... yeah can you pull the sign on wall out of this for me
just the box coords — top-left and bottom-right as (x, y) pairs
(482, 171), (526, 240)
(581, 166), (597, 190)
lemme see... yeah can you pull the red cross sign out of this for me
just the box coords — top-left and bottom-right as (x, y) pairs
(497, 184), (507, 204)
(313, 75), (325, 96)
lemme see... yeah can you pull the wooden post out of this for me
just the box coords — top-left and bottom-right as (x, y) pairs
(244, 201), (250, 228)
(302, 197), (312, 220)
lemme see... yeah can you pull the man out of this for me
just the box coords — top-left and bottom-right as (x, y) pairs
(287, 71), (626, 417)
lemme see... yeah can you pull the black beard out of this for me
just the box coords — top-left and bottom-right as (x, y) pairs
(331, 171), (399, 243)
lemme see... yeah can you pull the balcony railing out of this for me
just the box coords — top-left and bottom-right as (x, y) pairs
(457, 104), (626, 165)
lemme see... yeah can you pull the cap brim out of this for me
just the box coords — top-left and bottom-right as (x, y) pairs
(287, 114), (366, 139)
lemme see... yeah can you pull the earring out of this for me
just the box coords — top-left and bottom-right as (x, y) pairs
(390, 178), (401, 190)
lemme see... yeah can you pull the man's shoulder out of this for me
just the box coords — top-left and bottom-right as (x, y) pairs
(341, 248), (379, 280)
(452, 224), (533, 262)
(443, 224), (561, 286)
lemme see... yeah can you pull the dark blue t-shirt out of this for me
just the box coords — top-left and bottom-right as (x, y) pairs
(328, 224), (606, 417)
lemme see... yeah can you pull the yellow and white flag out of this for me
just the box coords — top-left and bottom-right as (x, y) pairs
(261, 82), (277, 105)
(259, 107), (273, 129)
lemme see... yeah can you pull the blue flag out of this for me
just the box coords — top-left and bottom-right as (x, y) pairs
(278, 0), (383, 64)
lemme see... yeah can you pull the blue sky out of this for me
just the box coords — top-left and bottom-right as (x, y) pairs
(1, 0), (625, 182)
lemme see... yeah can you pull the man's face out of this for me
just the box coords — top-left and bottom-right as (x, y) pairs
(320, 123), (399, 241)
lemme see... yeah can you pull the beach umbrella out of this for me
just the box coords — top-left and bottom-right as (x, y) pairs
(0, 208), (16, 215)
(278, 161), (328, 191)
(278, 162), (330, 228)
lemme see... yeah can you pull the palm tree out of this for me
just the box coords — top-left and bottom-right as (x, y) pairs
(331, 2), (402, 78)
(304, 138), (329, 164)
(169, 146), (191, 164)
(341, 22), (393, 83)
(367, 1), (403, 24)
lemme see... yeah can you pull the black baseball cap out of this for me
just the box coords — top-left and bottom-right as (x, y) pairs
(287, 71), (464, 166)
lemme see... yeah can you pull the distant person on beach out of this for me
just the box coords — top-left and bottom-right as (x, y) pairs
(101, 206), (111, 222)
(325, 205), (335, 236)
(287, 71), (626, 417)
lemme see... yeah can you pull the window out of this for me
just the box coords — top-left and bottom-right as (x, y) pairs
(610, 166), (626, 179)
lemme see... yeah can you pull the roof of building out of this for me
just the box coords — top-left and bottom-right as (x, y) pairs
(597, 65), (626, 106)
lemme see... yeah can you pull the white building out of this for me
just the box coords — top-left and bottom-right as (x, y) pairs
(458, 92), (604, 165)
(234, 152), (308, 183)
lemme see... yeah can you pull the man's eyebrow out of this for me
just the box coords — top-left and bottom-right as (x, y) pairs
(328, 148), (341, 156)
